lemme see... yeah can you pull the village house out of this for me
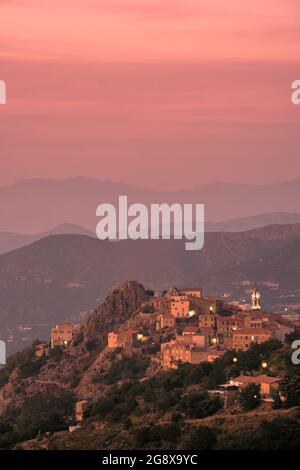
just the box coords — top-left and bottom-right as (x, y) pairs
(243, 313), (265, 329)
(175, 332), (207, 347)
(198, 312), (216, 343)
(161, 333), (208, 369)
(178, 287), (203, 298)
(202, 297), (224, 315)
(199, 313), (217, 330)
(216, 314), (245, 347)
(150, 297), (170, 313)
(190, 296), (224, 315)
(156, 312), (176, 331)
(182, 325), (200, 335)
(232, 328), (273, 351)
(51, 322), (74, 348)
(107, 329), (138, 350)
(170, 296), (190, 318)
(229, 375), (281, 400)
(217, 314), (245, 335)
(161, 342), (208, 369)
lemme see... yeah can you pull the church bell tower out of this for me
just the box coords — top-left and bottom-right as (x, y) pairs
(251, 288), (261, 310)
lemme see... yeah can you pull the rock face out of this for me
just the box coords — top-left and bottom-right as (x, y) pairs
(0, 281), (150, 415)
(83, 280), (149, 347)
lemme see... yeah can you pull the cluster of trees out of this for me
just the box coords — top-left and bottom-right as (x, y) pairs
(90, 338), (287, 426)
(130, 414), (300, 450)
(217, 416), (300, 450)
(91, 367), (222, 425)
(239, 383), (261, 411)
(0, 390), (75, 449)
(100, 355), (150, 384)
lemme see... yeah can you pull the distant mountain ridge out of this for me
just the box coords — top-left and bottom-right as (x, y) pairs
(206, 212), (300, 232)
(0, 224), (94, 255)
(1, 212), (300, 255)
(1, 176), (300, 233)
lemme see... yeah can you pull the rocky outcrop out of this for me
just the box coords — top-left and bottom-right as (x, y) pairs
(0, 281), (149, 417)
(83, 280), (149, 348)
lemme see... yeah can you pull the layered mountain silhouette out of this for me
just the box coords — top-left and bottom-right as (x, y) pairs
(0, 223), (94, 255)
(206, 211), (300, 232)
(2, 213), (300, 255)
(1, 176), (300, 233)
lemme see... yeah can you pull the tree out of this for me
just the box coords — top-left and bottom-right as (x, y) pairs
(239, 383), (261, 411)
(179, 391), (222, 419)
(251, 417), (300, 450)
(272, 391), (282, 410)
(280, 370), (300, 407)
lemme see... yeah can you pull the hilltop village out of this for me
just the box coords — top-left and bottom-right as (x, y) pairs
(47, 286), (296, 371)
(32, 285), (297, 420)
(1, 281), (300, 449)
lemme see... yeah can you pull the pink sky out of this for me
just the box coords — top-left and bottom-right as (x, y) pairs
(0, 0), (300, 190)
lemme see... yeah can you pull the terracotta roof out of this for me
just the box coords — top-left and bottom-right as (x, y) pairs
(54, 322), (73, 328)
(180, 287), (202, 291)
(111, 329), (138, 335)
(277, 319), (295, 328)
(217, 315), (238, 322)
(159, 312), (175, 318)
(199, 327), (215, 333)
(183, 325), (199, 333)
(232, 375), (280, 385)
(233, 328), (272, 335)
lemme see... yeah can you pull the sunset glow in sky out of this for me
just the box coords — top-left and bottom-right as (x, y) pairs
(1, 0), (300, 189)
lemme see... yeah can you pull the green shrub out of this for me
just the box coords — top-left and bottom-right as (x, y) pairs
(239, 383), (261, 411)
(179, 391), (222, 419)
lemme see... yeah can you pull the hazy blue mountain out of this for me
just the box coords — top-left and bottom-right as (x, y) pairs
(0, 176), (300, 233)
(0, 223), (94, 254)
(206, 211), (300, 232)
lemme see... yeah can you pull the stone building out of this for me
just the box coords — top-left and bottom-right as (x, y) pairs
(232, 328), (272, 351)
(51, 322), (74, 348)
(107, 329), (138, 350)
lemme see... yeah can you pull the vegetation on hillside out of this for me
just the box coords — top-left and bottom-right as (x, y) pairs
(0, 325), (300, 450)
